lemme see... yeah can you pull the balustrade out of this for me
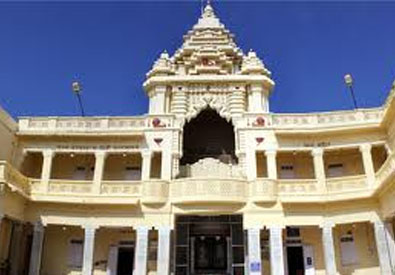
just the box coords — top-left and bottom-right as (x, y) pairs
(0, 152), (394, 204)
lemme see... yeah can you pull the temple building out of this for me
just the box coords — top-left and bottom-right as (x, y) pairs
(1, 3), (395, 275)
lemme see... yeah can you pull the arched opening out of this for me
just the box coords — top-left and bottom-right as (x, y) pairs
(181, 108), (237, 165)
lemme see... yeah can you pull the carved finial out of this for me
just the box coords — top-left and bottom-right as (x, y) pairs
(202, 0), (215, 18)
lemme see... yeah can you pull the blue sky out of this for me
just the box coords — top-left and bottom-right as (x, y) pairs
(0, 1), (394, 118)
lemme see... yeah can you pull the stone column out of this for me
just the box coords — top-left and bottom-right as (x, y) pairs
(171, 153), (180, 179)
(0, 214), (5, 250)
(384, 221), (395, 272)
(93, 151), (107, 193)
(28, 222), (45, 275)
(312, 148), (326, 191)
(269, 226), (285, 275)
(10, 223), (23, 275)
(229, 85), (245, 115)
(141, 150), (152, 181)
(359, 144), (375, 187)
(373, 221), (393, 274)
(41, 149), (54, 192)
(134, 227), (149, 275)
(82, 225), (97, 275)
(247, 228), (262, 274)
(157, 227), (171, 275)
(170, 86), (187, 116)
(321, 222), (337, 275)
(155, 86), (167, 114)
(384, 143), (392, 156)
(246, 149), (257, 181)
(161, 150), (172, 181)
(250, 84), (263, 113)
(265, 150), (277, 180)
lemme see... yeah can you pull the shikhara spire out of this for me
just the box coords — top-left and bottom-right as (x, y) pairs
(146, 1), (271, 78)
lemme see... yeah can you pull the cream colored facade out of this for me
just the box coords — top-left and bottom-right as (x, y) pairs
(0, 3), (395, 275)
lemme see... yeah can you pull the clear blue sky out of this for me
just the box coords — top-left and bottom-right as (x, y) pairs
(0, 1), (395, 118)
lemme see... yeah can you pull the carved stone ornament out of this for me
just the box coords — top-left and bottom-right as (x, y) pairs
(179, 157), (245, 179)
(253, 116), (266, 127)
(186, 93), (230, 122)
(154, 138), (163, 145)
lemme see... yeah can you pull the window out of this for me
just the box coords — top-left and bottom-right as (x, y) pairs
(340, 231), (358, 265)
(285, 227), (302, 245)
(68, 239), (83, 268)
(328, 163), (344, 177)
(125, 166), (141, 181)
(280, 164), (295, 179)
(72, 166), (87, 180)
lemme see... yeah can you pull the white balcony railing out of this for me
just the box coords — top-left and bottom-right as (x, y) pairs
(1, 153), (394, 204)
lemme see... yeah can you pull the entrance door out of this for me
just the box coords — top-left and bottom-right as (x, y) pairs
(192, 236), (228, 274)
(116, 247), (134, 275)
(287, 246), (305, 275)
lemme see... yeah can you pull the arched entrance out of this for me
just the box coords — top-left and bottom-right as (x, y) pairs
(181, 108), (237, 165)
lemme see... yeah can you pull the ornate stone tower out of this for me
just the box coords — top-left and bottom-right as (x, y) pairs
(144, 2), (275, 120)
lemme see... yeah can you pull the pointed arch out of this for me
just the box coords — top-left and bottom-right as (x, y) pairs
(181, 107), (237, 165)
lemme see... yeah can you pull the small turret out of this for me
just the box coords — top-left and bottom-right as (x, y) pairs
(241, 50), (271, 76)
(146, 51), (174, 78)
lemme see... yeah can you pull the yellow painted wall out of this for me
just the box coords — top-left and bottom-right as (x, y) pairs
(324, 150), (364, 177)
(334, 223), (380, 275)
(103, 154), (141, 180)
(0, 107), (16, 162)
(41, 225), (84, 275)
(51, 154), (95, 180)
(2, 189), (26, 221)
(277, 152), (315, 179)
(300, 226), (326, 275)
(379, 182), (395, 219)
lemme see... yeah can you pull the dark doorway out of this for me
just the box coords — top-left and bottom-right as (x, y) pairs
(116, 247), (134, 275)
(22, 234), (33, 275)
(175, 215), (244, 275)
(181, 108), (237, 165)
(193, 236), (228, 274)
(287, 246), (305, 275)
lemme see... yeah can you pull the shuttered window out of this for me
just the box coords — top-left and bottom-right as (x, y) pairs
(68, 239), (83, 268)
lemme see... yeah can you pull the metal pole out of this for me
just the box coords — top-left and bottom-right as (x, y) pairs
(349, 85), (358, 109)
(72, 81), (85, 116)
(344, 74), (358, 110)
(76, 93), (85, 117)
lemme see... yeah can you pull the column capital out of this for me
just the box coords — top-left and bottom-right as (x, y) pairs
(268, 224), (285, 230)
(155, 225), (172, 231)
(135, 226), (150, 233)
(372, 219), (385, 227)
(311, 147), (324, 157)
(141, 150), (152, 158)
(359, 143), (372, 153)
(246, 226), (264, 231)
(94, 150), (107, 158)
(320, 221), (335, 229)
(42, 148), (54, 158)
(82, 224), (99, 231)
(265, 149), (277, 157)
(32, 221), (45, 232)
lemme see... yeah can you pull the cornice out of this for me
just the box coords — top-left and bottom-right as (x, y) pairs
(0, 106), (17, 133)
(143, 74), (275, 91)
